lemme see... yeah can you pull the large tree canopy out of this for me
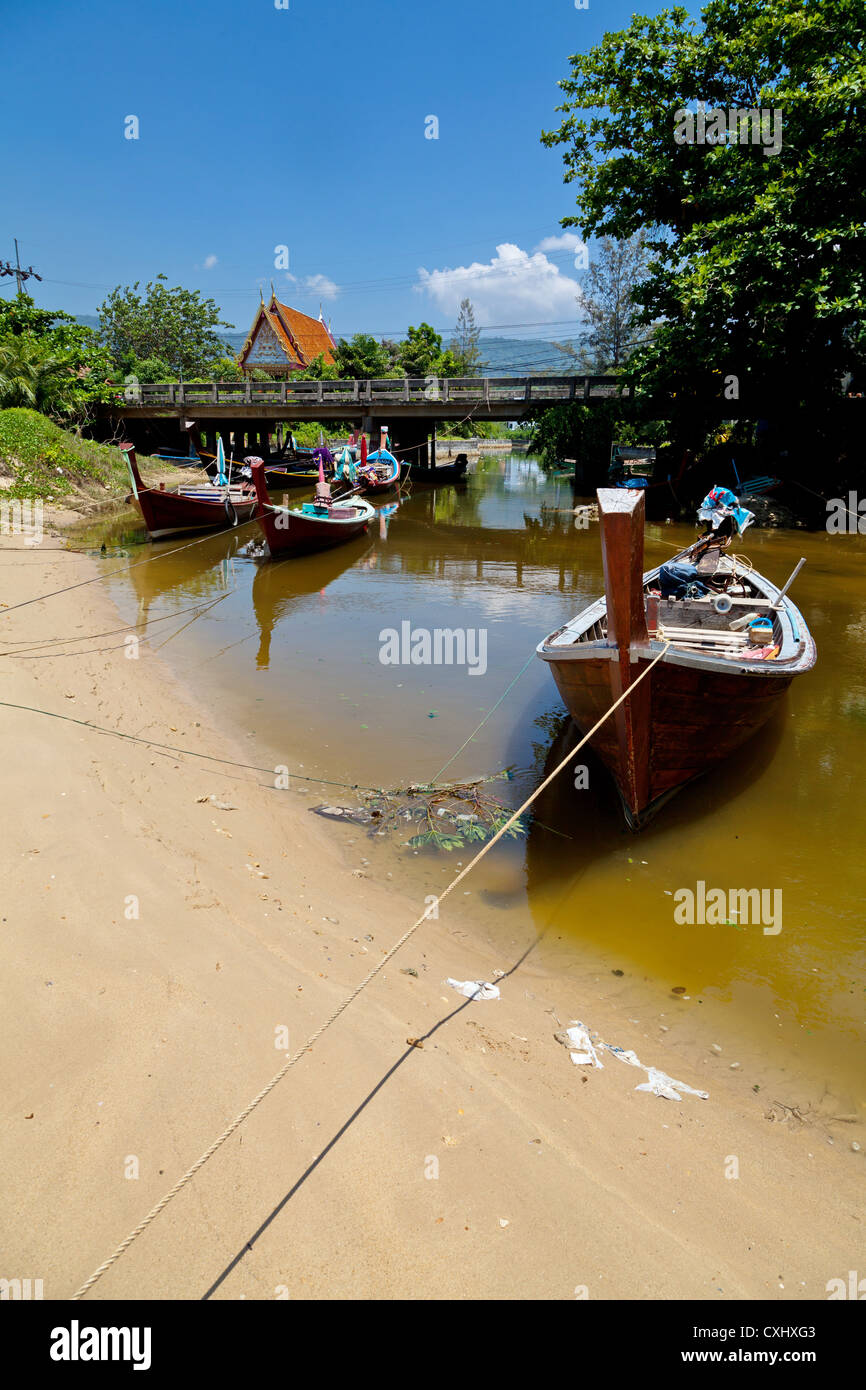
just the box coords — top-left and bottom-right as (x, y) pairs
(542, 0), (866, 419)
(0, 294), (119, 415)
(98, 275), (234, 379)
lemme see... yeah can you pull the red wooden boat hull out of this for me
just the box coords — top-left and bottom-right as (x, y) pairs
(134, 487), (258, 540)
(544, 650), (797, 827)
(537, 488), (816, 828)
(250, 461), (373, 558)
(122, 446), (257, 539)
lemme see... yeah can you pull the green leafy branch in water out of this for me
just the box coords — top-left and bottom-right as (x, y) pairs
(313, 769), (527, 852)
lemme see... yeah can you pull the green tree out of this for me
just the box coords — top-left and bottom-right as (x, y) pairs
(97, 275), (234, 378)
(293, 352), (340, 380)
(555, 234), (654, 373)
(398, 323), (449, 377)
(0, 296), (76, 338)
(0, 295), (120, 415)
(202, 354), (242, 381)
(542, 0), (866, 434)
(449, 299), (484, 376)
(334, 333), (393, 378)
(529, 398), (669, 476)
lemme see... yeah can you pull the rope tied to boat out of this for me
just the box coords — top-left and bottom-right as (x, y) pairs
(70, 638), (671, 1300)
(0, 514), (265, 619)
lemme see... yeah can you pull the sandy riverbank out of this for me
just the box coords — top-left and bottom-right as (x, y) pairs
(0, 530), (861, 1301)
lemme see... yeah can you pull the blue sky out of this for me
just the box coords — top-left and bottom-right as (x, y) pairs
(2, 0), (673, 345)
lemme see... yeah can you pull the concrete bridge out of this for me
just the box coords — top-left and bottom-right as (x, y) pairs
(117, 375), (629, 421)
(110, 375), (630, 467)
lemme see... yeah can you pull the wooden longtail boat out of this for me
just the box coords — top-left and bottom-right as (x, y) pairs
(409, 453), (469, 483)
(249, 460), (374, 559)
(122, 446), (258, 540)
(257, 462), (321, 489)
(358, 447), (400, 495)
(237, 447), (333, 490)
(536, 488), (817, 829)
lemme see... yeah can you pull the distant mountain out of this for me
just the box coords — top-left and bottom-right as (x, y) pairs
(76, 316), (581, 378)
(475, 336), (580, 377)
(214, 331), (578, 375)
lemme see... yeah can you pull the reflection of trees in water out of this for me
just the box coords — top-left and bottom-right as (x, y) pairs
(411, 486), (482, 530)
(431, 490), (468, 525)
(527, 708), (571, 783)
(369, 547), (586, 595)
(522, 504), (586, 537)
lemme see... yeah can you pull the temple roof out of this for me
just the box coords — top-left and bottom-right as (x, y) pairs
(238, 294), (336, 371)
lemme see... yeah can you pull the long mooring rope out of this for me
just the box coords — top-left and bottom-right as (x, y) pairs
(71, 638), (671, 1300)
(0, 513), (263, 619)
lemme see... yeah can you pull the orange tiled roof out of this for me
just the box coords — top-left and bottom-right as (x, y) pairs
(274, 300), (336, 367)
(238, 295), (336, 371)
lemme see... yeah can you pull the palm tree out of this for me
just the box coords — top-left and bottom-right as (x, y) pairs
(0, 337), (71, 410)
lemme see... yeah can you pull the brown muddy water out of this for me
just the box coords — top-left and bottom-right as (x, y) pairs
(67, 455), (866, 1120)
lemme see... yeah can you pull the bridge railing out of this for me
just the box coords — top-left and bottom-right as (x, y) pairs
(130, 375), (629, 407)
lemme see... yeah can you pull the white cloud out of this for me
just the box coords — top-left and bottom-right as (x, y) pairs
(203, 254), (218, 269)
(285, 272), (339, 301)
(534, 232), (588, 257)
(414, 242), (583, 325)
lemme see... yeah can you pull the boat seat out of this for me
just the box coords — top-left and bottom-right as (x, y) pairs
(695, 546), (726, 577)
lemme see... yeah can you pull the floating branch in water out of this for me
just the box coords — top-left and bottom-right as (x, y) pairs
(312, 769), (526, 852)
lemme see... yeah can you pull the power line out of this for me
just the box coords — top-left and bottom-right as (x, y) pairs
(0, 239), (42, 296)
(38, 244), (587, 311)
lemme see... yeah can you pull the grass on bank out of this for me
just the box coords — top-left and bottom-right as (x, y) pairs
(0, 408), (145, 506)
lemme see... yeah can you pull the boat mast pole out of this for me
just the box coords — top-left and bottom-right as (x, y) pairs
(772, 557), (806, 609)
(597, 488), (651, 816)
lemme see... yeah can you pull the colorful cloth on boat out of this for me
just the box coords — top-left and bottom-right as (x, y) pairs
(333, 448), (357, 485)
(697, 485), (755, 535)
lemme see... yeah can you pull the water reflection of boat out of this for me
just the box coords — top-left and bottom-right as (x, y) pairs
(536, 488), (816, 829)
(525, 704), (787, 898)
(250, 533), (373, 667)
(127, 529), (248, 625)
(376, 500), (400, 540)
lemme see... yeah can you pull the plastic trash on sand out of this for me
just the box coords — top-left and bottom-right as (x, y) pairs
(555, 1022), (604, 1068)
(446, 978), (501, 1001)
(607, 1044), (708, 1102)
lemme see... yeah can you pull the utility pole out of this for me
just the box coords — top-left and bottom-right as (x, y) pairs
(0, 240), (42, 296)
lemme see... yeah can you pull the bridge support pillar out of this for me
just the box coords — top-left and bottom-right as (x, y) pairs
(372, 418), (433, 472)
